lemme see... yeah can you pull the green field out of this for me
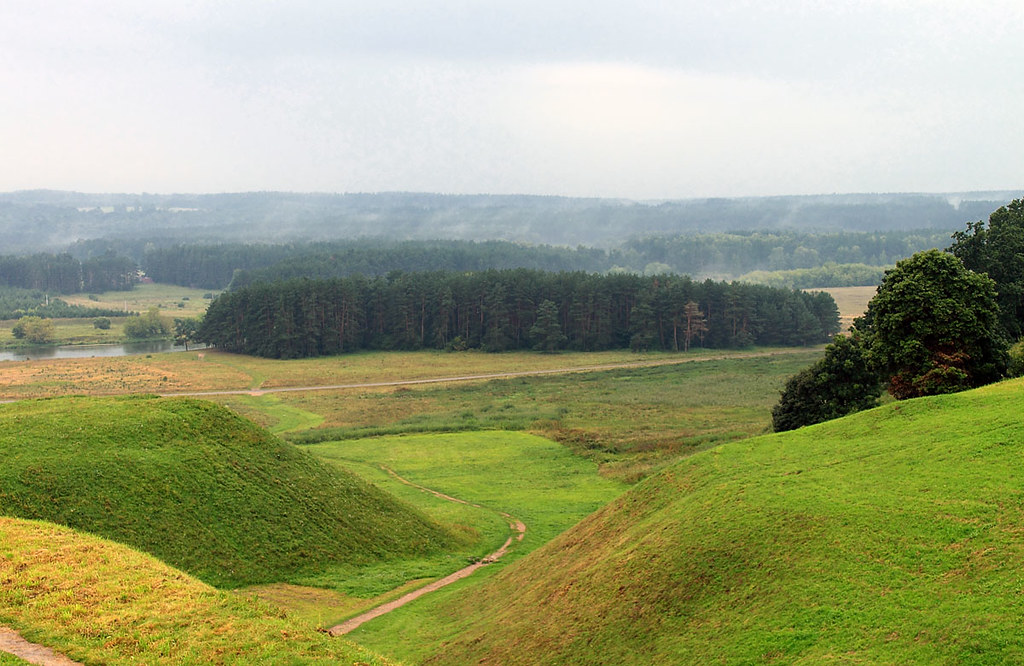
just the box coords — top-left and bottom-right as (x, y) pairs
(308, 432), (627, 563)
(363, 378), (1024, 664)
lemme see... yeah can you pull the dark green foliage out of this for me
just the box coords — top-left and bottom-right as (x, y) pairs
(772, 333), (881, 431)
(123, 306), (170, 339)
(198, 270), (839, 359)
(863, 249), (1006, 399)
(92, 317), (111, 329)
(173, 316), (201, 349)
(0, 252), (136, 294)
(529, 299), (567, 352)
(0, 396), (459, 588)
(0, 286), (127, 320)
(140, 229), (958, 291)
(950, 198), (1024, 339)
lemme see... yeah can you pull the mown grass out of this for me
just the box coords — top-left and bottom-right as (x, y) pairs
(0, 517), (393, 665)
(0, 396), (460, 588)
(377, 378), (1024, 665)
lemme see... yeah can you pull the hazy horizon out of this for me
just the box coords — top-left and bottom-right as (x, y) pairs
(3, 2), (1022, 199)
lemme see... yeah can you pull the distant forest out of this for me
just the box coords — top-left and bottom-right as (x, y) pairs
(0, 190), (1018, 293)
(198, 270), (840, 358)
(2, 190), (1016, 252)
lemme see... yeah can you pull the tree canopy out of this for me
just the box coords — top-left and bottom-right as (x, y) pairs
(861, 249), (1006, 399)
(949, 198), (1024, 340)
(771, 332), (881, 432)
(197, 270), (839, 359)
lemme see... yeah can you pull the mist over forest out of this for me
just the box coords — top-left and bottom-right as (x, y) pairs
(2, 190), (1018, 254)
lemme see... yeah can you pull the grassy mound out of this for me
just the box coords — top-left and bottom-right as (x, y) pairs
(424, 378), (1024, 664)
(0, 517), (393, 664)
(0, 396), (459, 587)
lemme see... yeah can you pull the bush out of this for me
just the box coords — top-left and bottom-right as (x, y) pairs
(11, 316), (56, 344)
(93, 317), (111, 330)
(123, 307), (170, 339)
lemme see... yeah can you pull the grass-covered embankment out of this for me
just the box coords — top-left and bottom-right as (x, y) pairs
(0, 517), (393, 665)
(365, 378), (1024, 664)
(0, 396), (461, 588)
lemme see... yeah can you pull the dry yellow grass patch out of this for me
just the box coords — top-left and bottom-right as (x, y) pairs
(0, 354), (252, 399)
(0, 517), (392, 664)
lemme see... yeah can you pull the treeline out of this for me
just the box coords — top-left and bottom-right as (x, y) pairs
(737, 263), (888, 290)
(622, 230), (955, 277)
(3, 190), (1016, 253)
(0, 229), (968, 296)
(0, 287), (127, 320)
(198, 270), (839, 359)
(0, 253), (137, 294)
(139, 231), (956, 291)
(141, 240), (616, 290)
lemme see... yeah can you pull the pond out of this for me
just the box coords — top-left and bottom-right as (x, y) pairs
(0, 341), (206, 362)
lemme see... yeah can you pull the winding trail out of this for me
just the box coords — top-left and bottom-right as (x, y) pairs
(326, 466), (525, 637)
(0, 627), (83, 665)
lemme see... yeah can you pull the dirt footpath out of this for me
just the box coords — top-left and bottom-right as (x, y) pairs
(327, 468), (526, 636)
(0, 627), (83, 666)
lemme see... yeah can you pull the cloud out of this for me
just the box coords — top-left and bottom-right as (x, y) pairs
(1, 1), (1022, 196)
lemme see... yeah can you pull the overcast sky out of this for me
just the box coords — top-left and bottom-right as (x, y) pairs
(2, 1), (1022, 199)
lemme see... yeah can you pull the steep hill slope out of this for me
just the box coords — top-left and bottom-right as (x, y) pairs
(424, 379), (1024, 664)
(0, 517), (392, 664)
(0, 396), (459, 587)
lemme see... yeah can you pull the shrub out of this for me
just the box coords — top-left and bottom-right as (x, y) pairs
(123, 307), (170, 339)
(11, 316), (56, 344)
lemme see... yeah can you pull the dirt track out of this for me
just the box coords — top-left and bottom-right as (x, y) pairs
(157, 349), (813, 400)
(327, 466), (526, 636)
(0, 627), (83, 665)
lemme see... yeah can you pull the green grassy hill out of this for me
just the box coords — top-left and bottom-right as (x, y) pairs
(420, 378), (1024, 664)
(0, 396), (460, 588)
(0, 517), (393, 664)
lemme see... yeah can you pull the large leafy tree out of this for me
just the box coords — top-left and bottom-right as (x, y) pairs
(949, 198), (1024, 340)
(772, 332), (881, 432)
(862, 249), (1006, 399)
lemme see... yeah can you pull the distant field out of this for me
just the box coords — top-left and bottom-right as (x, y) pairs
(258, 350), (821, 481)
(811, 284), (877, 331)
(0, 284), (213, 349)
(0, 346), (806, 399)
(62, 283), (214, 319)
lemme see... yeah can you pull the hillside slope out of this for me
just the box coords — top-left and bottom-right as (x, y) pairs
(0, 396), (459, 587)
(0, 517), (392, 664)
(425, 379), (1024, 664)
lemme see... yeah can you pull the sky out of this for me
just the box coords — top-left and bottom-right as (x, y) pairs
(2, 1), (1022, 199)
